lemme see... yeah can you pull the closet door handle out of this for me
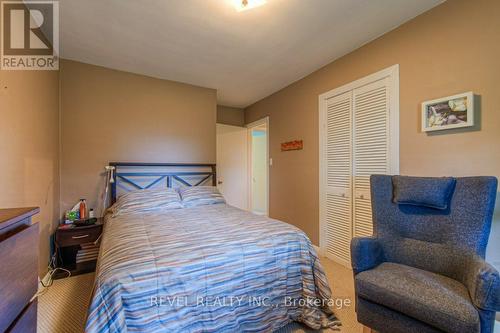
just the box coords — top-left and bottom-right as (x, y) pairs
(72, 234), (89, 239)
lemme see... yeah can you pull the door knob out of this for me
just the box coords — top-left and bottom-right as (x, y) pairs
(217, 180), (223, 185)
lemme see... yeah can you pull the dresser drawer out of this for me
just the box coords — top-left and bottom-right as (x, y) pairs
(56, 225), (102, 247)
(0, 223), (38, 333)
(7, 300), (37, 333)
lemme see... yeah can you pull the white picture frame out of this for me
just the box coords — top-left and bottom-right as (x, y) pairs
(421, 91), (474, 132)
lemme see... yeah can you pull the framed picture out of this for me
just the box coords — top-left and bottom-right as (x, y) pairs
(281, 140), (303, 151)
(422, 91), (474, 132)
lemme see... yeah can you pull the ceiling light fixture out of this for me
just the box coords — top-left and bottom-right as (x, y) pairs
(234, 0), (267, 12)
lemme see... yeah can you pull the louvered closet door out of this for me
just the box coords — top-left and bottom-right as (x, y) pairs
(323, 91), (352, 265)
(352, 78), (391, 238)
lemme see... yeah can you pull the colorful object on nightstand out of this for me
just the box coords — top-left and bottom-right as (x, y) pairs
(79, 199), (87, 219)
(66, 210), (78, 222)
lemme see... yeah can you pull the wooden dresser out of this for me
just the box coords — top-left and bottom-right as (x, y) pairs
(0, 207), (39, 333)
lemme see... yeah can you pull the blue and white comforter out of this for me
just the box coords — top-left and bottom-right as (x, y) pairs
(86, 204), (340, 332)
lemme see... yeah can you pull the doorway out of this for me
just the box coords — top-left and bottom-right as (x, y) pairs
(247, 117), (269, 216)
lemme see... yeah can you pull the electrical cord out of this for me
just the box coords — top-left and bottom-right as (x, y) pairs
(32, 249), (71, 301)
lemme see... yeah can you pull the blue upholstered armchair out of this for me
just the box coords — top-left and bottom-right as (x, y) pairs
(351, 175), (499, 333)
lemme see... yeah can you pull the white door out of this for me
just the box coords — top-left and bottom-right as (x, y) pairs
(216, 124), (248, 210)
(319, 65), (399, 268)
(353, 78), (391, 238)
(320, 91), (353, 266)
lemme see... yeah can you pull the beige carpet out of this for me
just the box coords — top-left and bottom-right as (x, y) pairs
(38, 272), (95, 333)
(37, 256), (363, 333)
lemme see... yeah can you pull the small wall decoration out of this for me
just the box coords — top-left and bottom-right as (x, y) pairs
(281, 140), (303, 151)
(422, 91), (474, 132)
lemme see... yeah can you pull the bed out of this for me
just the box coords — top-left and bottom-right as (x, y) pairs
(85, 163), (340, 333)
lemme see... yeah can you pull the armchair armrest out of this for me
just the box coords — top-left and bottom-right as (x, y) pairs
(462, 254), (500, 311)
(350, 237), (384, 274)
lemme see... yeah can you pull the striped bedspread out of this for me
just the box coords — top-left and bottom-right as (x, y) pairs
(86, 204), (341, 332)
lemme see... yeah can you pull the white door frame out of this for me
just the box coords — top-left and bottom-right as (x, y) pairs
(318, 64), (399, 262)
(247, 116), (270, 215)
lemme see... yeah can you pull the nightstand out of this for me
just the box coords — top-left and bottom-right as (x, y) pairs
(54, 219), (103, 279)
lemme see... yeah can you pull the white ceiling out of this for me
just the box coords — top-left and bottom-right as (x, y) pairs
(60, 0), (443, 108)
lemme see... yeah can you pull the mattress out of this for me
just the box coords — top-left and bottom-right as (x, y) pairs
(85, 204), (340, 332)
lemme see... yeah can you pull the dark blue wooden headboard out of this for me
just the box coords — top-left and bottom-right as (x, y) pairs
(109, 162), (216, 204)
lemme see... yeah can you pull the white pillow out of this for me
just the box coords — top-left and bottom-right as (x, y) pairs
(179, 186), (226, 207)
(110, 188), (183, 217)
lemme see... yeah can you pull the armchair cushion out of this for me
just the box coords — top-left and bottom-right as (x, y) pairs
(350, 237), (384, 274)
(392, 175), (456, 210)
(356, 262), (480, 333)
(381, 238), (500, 311)
(462, 254), (500, 311)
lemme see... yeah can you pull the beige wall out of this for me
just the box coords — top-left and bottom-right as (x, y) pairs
(245, 0), (500, 262)
(0, 69), (60, 276)
(60, 60), (217, 214)
(217, 105), (245, 127)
